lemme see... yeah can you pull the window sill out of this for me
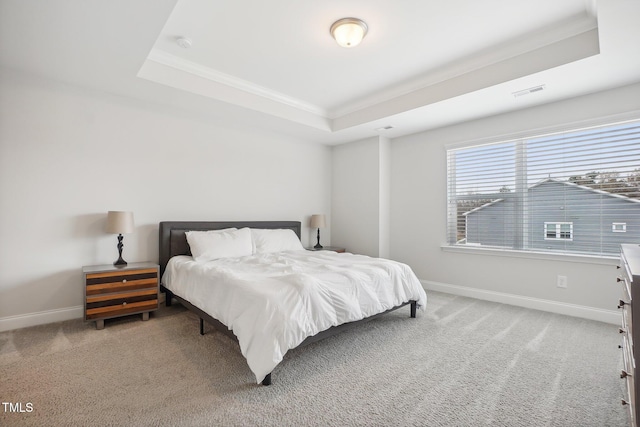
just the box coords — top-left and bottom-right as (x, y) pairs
(440, 244), (619, 265)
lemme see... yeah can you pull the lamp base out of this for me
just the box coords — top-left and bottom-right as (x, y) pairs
(113, 233), (128, 267)
(314, 243), (323, 249)
(113, 257), (128, 268)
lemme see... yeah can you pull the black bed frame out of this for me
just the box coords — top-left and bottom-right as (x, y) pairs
(158, 220), (417, 386)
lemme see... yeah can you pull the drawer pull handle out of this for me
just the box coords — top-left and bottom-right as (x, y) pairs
(622, 399), (629, 406)
(618, 300), (629, 309)
(619, 328), (626, 334)
(123, 302), (127, 306)
(621, 370), (631, 379)
(122, 279), (127, 283)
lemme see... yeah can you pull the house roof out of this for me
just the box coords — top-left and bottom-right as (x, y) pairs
(1, 1), (640, 145)
(464, 177), (640, 216)
(462, 199), (505, 216)
(531, 177), (640, 203)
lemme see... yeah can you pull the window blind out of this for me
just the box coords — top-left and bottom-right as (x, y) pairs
(446, 119), (640, 257)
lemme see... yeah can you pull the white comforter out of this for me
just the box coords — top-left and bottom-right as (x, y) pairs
(162, 250), (427, 383)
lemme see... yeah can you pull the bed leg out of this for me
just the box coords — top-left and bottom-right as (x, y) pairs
(165, 290), (173, 307)
(199, 318), (205, 335)
(262, 373), (272, 386)
(410, 301), (417, 318)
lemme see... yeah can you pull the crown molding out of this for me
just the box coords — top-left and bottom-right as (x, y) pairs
(147, 49), (329, 118)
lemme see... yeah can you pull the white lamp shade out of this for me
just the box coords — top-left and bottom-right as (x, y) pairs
(105, 211), (134, 234)
(330, 18), (368, 48)
(310, 214), (326, 228)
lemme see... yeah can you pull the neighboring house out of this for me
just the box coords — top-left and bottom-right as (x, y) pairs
(464, 178), (640, 254)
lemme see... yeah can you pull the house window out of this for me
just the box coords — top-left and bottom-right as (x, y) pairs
(447, 118), (640, 257)
(544, 222), (573, 240)
(613, 223), (627, 233)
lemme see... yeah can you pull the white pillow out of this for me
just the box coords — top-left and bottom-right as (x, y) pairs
(186, 228), (252, 261)
(251, 228), (304, 254)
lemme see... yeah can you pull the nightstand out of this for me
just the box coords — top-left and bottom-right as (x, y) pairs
(306, 246), (346, 253)
(83, 262), (159, 330)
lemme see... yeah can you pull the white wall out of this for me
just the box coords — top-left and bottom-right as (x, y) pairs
(0, 70), (331, 329)
(331, 136), (390, 257)
(389, 82), (640, 320)
(4, 70), (639, 330)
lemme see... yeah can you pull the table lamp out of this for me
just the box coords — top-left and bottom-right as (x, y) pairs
(310, 214), (326, 249)
(105, 211), (134, 267)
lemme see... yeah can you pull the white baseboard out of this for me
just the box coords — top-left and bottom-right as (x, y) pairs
(0, 306), (84, 332)
(0, 293), (168, 332)
(0, 286), (617, 332)
(422, 280), (621, 325)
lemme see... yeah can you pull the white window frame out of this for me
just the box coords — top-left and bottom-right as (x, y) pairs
(544, 222), (573, 241)
(446, 116), (640, 258)
(612, 222), (627, 233)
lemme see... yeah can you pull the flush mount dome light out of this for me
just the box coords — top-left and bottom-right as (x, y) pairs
(330, 18), (368, 48)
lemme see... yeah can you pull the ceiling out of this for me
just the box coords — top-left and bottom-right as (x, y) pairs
(1, 0), (639, 145)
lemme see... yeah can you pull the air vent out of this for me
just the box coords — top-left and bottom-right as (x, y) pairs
(374, 125), (395, 132)
(512, 85), (546, 98)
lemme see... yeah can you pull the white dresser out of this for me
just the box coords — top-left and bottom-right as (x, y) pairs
(620, 244), (640, 426)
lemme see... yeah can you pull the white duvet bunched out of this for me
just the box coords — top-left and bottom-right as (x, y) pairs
(162, 250), (427, 383)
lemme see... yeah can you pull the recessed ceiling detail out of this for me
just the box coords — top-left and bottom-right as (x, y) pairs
(139, 21), (600, 133)
(18, 0), (621, 145)
(3, 0), (639, 145)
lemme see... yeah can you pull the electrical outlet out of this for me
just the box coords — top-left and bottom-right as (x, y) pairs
(557, 275), (568, 289)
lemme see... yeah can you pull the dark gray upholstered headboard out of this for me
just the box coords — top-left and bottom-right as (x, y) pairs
(158, 221), (302, 278)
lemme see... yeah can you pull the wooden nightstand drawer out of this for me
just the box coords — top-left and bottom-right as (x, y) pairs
(86, 268), (158, 295)
(86, 299), (159, 320)
(86, 288), (158, 319)
(83, 262), (159, 329)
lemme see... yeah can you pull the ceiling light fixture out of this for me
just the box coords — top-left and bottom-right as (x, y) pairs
(330, 18), (368, 48)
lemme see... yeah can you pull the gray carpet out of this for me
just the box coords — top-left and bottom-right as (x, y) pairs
(0, 291), (629, 426)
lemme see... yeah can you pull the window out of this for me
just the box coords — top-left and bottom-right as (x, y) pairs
(447, 119), (640, 257)
(544, 222), (573, 240)
(613, 223), (627, 233)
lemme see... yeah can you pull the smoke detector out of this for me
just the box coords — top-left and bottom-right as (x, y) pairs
(176, 36), (192, 49)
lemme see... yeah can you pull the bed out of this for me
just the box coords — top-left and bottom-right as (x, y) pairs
(159, 220), (427, 385)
